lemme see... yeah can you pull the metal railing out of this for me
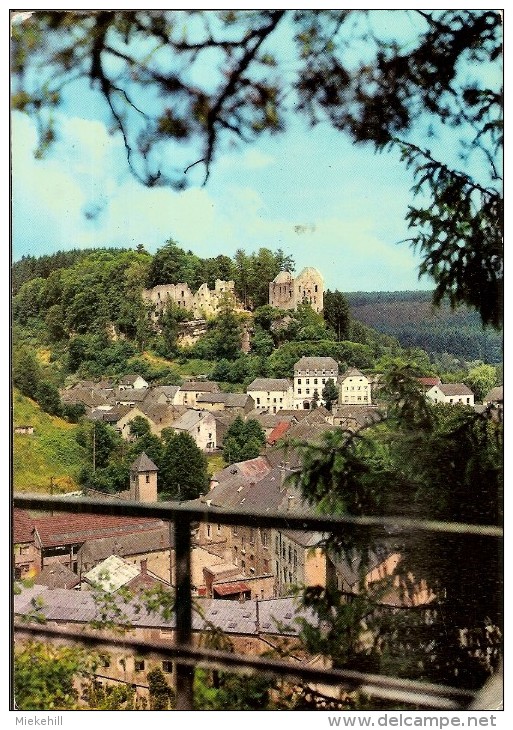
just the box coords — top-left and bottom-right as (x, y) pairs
(12, 492), (503, 711)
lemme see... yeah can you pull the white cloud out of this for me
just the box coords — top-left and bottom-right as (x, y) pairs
(12, 110), (429, 292)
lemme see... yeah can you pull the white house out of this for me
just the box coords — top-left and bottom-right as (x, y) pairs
(172, 409), (217, 451)
(118, 374), (149, 390)
(338, 368), (372, 405)
(246, 378), (294, 412)
(426, 383), (475, 406)
(293, 357), (338, 410)
(175, 381), (220, 408)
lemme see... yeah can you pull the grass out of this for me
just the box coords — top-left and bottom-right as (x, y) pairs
(207, 453), (226, 476)
(12, 390), (88, 493)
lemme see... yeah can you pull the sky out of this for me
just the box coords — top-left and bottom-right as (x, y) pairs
(10, 8), (502, 294)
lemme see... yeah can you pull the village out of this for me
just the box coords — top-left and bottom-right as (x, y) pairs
(13, 266), (503, 705)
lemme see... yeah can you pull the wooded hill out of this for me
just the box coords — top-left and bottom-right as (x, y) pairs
(346, 291), (502, 364)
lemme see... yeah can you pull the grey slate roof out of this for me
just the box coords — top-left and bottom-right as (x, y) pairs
(247, 378), (292, 391)
(437, 383), (474, 396)
(294, 357), (338, 373)
(196, 393), (252, 407)
(131, 452), (158, 472)
(77, 526), (174, 565)
(180, 380), (220, 392)
(483, 386), (503, 403)
(14, 585), (315, 636)
(173, 409), (212, 431)
(35, 563), (81, 590)
(339, 368), (365, 380)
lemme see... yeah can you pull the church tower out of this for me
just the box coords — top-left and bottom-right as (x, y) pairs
(129, 452), (158, 503)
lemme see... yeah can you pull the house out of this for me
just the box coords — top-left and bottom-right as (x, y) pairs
(14, 424), (34, 435)
(269, 267), (324, 313)
(172, 409), (217, 451)
(483, 386), (503, 407)
(417, 376), (441, 391)
(13, 508), (38, 580)
(81, 554), (168, 593)
(175, 380), (220, 408)
(76, 525), (174, 583)
(275, 530), (334, 595)
(115, 405), (152, 439)
(332, 404), (383, 432)
(113, 388), (149, 408)
(60, 387), (111, 413)
(338, 368), (372, 405)
(426, 383), (475, 406)
(118, 374), (149, 390)
(14, 584), (318, 703)
(146, 384), (181, 406)
(247, 378), (294, 412)
(30, 512), (166, 575)
(195, 392), (255, 415)
(34, 562), (81, 590)
(293, 357), (338, 409)
(138, 401), (185, 436)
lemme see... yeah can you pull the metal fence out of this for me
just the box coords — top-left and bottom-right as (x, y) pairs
(12, 492), (503, 711)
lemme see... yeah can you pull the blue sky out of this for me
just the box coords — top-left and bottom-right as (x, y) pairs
(10, 8), (502, 294)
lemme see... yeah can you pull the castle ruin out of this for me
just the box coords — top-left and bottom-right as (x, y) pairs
(142, 279), (238, 320)
(268, 267), (324, 313)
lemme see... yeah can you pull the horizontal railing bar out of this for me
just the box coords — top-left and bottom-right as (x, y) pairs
(13, 622), (475, 709)
(12, 493), (503, 538)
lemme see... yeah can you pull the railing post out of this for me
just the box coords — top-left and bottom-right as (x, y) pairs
(174, 515), (194, 710)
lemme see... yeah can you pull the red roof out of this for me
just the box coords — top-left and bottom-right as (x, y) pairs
(13, 509), (36, 544)
(267, 421), (291, 445)
(417, 377), (441, 387)
(213, 582), (250, 596)
(33, 513), (165, 548)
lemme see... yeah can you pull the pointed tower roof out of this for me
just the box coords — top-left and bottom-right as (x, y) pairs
(131, 452), (158, 472)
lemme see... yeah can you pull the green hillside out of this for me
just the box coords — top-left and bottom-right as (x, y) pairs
(12, 390), (88, 492)
(346, 291), (503, 363)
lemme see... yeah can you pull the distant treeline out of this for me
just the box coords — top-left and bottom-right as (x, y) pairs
(346, 292), (503, 363)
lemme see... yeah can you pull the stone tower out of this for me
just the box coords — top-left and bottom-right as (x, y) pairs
(129, 452), (158, 503)
(269, 266), (324, 313)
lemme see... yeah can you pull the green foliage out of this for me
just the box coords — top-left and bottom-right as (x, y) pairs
(233, 247), (294, 309)
(222, 416), (266, 465)
(35, 380), (62, 416)
(323, 290), (351, 341)
(194, 669), (274, 710)
(159, 432), (209, 500)
(14, 642), (95, 710)
(12, 346), (41, 399)
(289, 363), (503, 688)
(321, 379), (338, 410)
(464, 363), (498, 402)
(147, 667), (175, 710)
(13, 389), (88, 491)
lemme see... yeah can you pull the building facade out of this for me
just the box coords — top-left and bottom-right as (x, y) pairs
(338, 368), (372, 405)
(293, 357), (338, 409)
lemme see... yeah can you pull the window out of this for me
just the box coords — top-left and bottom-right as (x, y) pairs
(262, 529), (269, 547)
(207, 524), (211, 537)
(256, 397), (260, 405)
(162, 661), (173, 673)
(233, 525), (238, 536)
(288, 545), (292, 563)
(314, 378), (318, 384)
(298, 389), (302, 395)
(135, 659), (145, 672)
(217, 523), (221, 533)
(145, 474), (150, 483)
(249, 528), (255, 545)
(306, 378), (310, 385)
(306, 389), (310, 395)
(297, 379), (302, 385)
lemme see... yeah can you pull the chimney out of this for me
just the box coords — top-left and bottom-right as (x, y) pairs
(287, 494), (295, 511)
(140, 558), (148, 575)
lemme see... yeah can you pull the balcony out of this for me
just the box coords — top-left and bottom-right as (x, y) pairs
(12, 492), (502, 711)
